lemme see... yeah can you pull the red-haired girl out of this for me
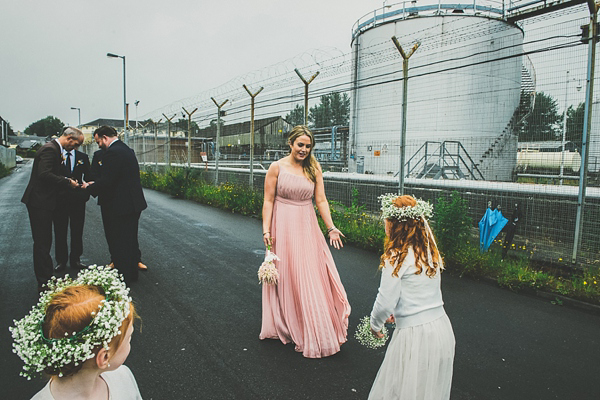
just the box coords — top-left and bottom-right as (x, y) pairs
(368, 195), (455, 400)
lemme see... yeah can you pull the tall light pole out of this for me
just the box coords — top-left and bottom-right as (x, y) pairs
(70, 107), (81, 128)
(560, 71), (570, 186)
(107, 52), (127, 145)
(560, 71), (582, 185)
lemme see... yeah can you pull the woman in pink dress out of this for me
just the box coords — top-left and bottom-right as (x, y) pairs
(260, 125), (351, 358)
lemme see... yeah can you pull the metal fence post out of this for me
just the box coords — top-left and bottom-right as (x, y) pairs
(294, 68), (319, 126)
(211, 97), (229, 185)
(572, 5), (597, 264)
(243, 84), (264, 187)
(392, 36), (420, 195)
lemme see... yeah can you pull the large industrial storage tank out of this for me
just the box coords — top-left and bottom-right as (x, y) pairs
(348, 1), (527, 181)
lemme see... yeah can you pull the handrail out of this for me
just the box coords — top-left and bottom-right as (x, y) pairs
(352, 0), (505, 41)
(443, 141), (485, 180)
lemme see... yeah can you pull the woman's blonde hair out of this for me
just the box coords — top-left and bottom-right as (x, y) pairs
(380, 195), (442, 277)
(288, 125), (320, 182)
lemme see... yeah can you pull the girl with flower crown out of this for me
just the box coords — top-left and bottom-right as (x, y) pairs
(368, 195), (455, 400)
(11, 266), (142, 399)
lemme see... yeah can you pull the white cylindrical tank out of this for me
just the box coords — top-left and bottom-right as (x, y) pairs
(349, 2), (524, 181)
(517, 151), (581, 173)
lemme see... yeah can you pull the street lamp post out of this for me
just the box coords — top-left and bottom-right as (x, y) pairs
(107, 52), (127, 145)
(560, 71), (571, 186)
(70, 107), (81, 128)
(560, 71), (582, 185)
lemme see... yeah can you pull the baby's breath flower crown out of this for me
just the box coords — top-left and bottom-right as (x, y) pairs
(379, 193), (434, 221)
(9, 265), (131, 380)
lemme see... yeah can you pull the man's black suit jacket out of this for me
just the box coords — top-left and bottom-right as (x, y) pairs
(58, 150), (91, 204)
(21, 140), (71, 210)
(90, 149), (104, 183)
(88, 140), (147, 215)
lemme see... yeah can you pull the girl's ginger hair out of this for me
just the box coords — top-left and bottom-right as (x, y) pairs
(380, 195), (443, 277)
(288, 125), (320, 183)
(42, 285), (136, 377)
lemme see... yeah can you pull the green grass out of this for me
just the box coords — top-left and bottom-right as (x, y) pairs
(140, 169), (600, 306)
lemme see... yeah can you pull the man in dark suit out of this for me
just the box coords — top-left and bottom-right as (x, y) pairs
(90, 149), (148, 271)
(21, 128), (83, 291)
(53, 142), (91, 271)
(85, 126), (147, 284)
(90, 149), (114, 260)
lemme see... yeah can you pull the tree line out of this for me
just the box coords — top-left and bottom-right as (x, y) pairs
(520, 91), (585, 146)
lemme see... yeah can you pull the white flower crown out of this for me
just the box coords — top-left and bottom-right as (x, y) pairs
(379, 193), (434, 221)
(10, 265), (131, 379)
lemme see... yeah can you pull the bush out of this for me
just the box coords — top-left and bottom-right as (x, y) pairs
(140, 167), (263, 216)
(164, 168), (195, 198)
(434, 191), (472, 259)
(321, 188), (385, 252)
(0, 161), (10, 179)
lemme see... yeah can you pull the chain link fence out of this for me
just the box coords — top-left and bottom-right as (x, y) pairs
(83, 1), (600, 267)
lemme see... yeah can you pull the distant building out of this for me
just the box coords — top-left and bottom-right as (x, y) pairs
(197, 116), (292, 156)
(81, 118), (140, 143)
(8, 135), (47, 147)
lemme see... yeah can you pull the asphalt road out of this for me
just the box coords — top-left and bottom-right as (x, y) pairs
(1, 160), (599, 400)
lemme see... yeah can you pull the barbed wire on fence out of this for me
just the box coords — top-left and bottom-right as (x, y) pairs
(114, 2), (599, 266)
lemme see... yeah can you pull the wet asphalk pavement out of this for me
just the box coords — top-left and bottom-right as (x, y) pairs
(1, 161), (598, 399)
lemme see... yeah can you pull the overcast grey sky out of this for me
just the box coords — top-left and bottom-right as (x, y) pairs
(0, 0), (379, 131)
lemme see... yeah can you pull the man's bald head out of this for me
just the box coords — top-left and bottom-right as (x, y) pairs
(60, 127), (84, 151)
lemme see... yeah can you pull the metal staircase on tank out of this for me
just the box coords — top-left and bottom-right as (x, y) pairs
(404, 141), (485, 180)
(477, 55), (536, 167)
(404, 56), (536, 181)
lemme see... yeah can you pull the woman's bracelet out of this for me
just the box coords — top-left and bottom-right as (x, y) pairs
(263, 231), (270, 236)
(326, 226), (336, 234)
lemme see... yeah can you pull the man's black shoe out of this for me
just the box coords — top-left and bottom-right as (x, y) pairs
(71, 262), (87, 270)
(54, 263), (67, 272)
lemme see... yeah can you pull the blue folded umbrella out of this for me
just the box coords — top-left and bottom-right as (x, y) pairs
(479, 207), (508, 252)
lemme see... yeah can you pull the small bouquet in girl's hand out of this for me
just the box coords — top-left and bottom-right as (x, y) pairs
(258, 246), (280, 285)
(355, 316), (390, 349)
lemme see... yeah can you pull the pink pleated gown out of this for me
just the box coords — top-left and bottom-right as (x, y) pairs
(259, 164), (351, 358)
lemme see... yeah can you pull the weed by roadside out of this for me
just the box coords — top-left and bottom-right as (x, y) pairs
(0, 161), (10, 179)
